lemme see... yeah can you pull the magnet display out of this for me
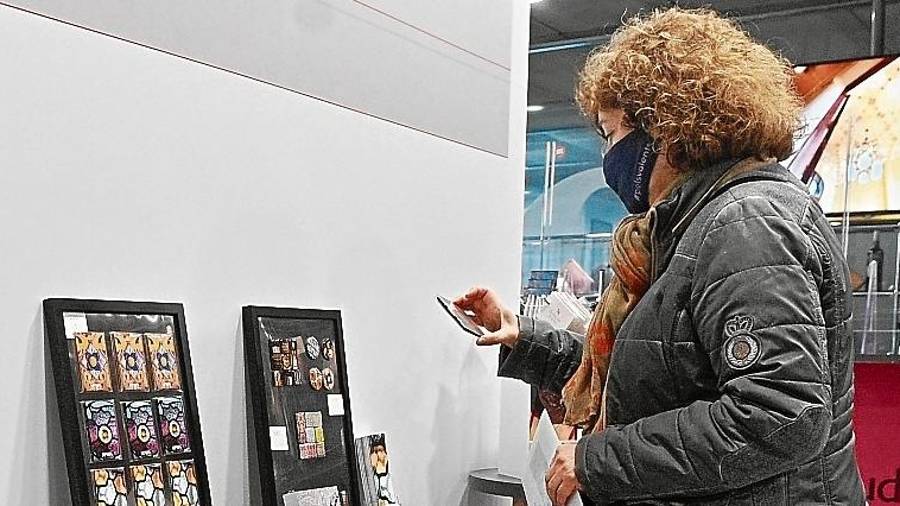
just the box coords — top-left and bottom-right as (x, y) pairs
(243, 306), (359, 506)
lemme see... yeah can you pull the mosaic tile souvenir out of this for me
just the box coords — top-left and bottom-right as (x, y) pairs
(321, 338), (335, 362)
(305, 336), (320, 361)
(308, 368), (323, 391)
(322, 368), (335, 391)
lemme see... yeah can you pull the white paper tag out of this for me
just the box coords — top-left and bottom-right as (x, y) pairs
(524, 412), (583, 506)
(327, 394), (345, 416)
(62, 312), (89, 340)
(269, 426), (289, 451)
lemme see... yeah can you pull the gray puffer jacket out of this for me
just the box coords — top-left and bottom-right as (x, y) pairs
(501, 160), (865, 505)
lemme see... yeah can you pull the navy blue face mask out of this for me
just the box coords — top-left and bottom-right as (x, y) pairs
(602, 130), (659, 214)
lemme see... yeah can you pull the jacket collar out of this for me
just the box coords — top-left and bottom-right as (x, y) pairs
(652, 157), (798, 239)
(647, 157), (798, 281)
(653, 157), (740, 237)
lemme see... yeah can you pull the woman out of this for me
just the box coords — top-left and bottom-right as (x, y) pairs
(456, 8), (864, 506)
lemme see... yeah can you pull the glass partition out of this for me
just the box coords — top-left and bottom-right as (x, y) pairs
(523, 126), (624, 297)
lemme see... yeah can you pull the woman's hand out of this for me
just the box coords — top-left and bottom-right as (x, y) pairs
(453, 286), (520, 348)
(546, 441), (581, 506)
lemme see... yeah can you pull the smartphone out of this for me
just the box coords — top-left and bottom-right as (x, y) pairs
(436, 295), (485, 337)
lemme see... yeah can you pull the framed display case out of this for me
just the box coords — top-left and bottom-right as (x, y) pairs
(43, 298), (211, 506)
(242, 306), (359, 506)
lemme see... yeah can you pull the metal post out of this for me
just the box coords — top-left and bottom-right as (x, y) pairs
(540, 141), (552, 269)
(893, 222), (900, 354)
(841, 121), (854, 258)
(544, 141), (558, 272)
(871, 0), (886, 56)
(547, 141), (557, 232)
(862, 259), (878, 355)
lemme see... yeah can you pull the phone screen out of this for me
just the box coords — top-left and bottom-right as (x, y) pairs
(436, 295), (484, 337)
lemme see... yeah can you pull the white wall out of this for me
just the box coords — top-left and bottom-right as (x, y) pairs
(1, 0), (513, 156)
(0, 2), (528, 504)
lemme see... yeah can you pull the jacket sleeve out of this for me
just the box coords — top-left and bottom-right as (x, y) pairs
(575, 198), (832, 504)
(497, 316), (584, 394)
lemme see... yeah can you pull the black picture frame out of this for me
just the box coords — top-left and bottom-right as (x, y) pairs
(43, 297), (211, 506)
(242, 305), (360, 506)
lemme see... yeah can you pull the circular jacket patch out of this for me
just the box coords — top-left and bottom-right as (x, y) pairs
(724, 334), (761, 370)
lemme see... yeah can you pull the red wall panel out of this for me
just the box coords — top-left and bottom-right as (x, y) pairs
(854, 362), (900, 504)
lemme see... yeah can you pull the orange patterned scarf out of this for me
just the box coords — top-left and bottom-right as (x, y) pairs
(560, 213), (653, 432)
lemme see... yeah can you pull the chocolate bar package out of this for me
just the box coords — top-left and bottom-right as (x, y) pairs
(146, 333), (181, 391)
(131, 463), (166, 506)
(156, 396), (191, 455)
(74, 332), (113, 393)
(111, 332), (149, 392)
(92, 467), (128, 506)
(82, 399), (122, 463)
(122, 400), (160, 459)
(167, 459), (199, 506)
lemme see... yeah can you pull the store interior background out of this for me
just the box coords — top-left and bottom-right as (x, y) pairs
(2, 0), (900, 505)
(524, 0), (900, 288)
(526, 2), (900, 505)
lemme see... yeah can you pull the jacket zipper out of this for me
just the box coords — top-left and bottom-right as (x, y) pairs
(649, 207), (659, 283)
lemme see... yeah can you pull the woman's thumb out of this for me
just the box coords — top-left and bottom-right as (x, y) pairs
(476, 332), (504, 346)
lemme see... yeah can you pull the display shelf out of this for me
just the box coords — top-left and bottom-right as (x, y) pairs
(467, 468), (525, 499)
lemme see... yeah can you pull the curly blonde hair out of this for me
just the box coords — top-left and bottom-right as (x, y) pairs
(576, 8), (801, 169)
